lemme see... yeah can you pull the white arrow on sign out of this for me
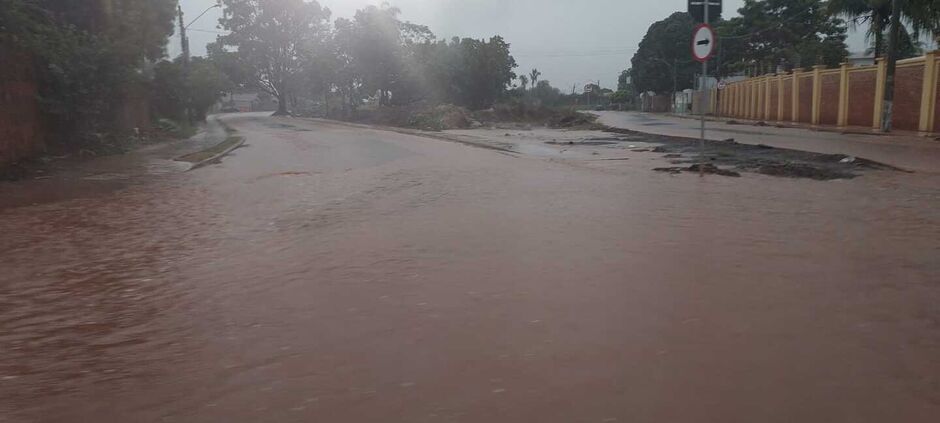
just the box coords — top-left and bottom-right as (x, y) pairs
(691, 24), (716, 63)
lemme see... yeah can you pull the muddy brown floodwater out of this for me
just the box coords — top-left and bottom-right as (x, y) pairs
(1, 114), (939, 422)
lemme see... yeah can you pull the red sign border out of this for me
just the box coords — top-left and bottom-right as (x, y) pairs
(691, 23), (717, 63)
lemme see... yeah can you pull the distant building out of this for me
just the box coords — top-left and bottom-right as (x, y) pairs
(217, 92), (279, 113)
(847, 52), (875, 67)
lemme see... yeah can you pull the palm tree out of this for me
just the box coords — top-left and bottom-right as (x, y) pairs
(828, 0), (939, 58)
(529, 69), (541, 89)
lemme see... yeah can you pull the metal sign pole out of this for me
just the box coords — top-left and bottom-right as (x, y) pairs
(699, 4), (709, 177)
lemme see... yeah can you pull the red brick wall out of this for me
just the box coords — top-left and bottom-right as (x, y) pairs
(819, 73), (840, 125)
(0, 46), (44, 166)
(781, 79), (793, 121)
(892, 65), (923, 131)
(115, 82), (152, 133)
(798, 76), (813, 123)
(847, 70), (876, 127)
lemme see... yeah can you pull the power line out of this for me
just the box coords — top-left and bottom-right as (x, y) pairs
(188, 27), (226, 34)
(515, 49), (636, 58)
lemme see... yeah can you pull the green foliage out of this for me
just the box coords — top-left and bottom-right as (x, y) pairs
(717, 0), (848, 74)
(610, 90), (633, 105)
(412, 36), (518, 109)
(218, 0), (332, 115)
(188, 58), (235, 120)
(212, 2), (518, 114)
(345, 5), (430, 106)
(617, 70), (632, 92)
(1, 0), (177, 146)
(531, 80), (562, 106)
(152, 57), (233, 123)
(828, 0), (935, 59)
(630, 12), (698, 94)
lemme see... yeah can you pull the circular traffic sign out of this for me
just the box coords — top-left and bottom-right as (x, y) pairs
(691, 24), (716, 62)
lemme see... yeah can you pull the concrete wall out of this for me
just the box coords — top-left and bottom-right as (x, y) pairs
(0, 46), (44, 166)
(703, 51), (940, 134)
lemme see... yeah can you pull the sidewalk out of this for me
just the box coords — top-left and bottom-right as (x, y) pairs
(592, 111), (940, 173)
(0, 118), (229, 209)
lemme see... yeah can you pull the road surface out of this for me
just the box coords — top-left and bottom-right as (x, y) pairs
(1, 114), (938, 422)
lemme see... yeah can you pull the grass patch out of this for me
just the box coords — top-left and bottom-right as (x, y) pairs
(176, 136), (244, 163)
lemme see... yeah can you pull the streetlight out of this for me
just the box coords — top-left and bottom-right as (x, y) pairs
(178, 1), (222, 124)
(179, 1), (222, 65)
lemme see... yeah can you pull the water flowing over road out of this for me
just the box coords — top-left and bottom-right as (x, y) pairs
(1, 114), (938, 422)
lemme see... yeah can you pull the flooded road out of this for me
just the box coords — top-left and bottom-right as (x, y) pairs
(1, 114), (939, 422)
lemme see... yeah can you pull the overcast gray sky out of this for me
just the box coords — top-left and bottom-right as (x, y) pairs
(173, 0), (879, 92)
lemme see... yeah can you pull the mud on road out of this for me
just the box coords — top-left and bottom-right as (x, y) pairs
(584, 127), (897, 180)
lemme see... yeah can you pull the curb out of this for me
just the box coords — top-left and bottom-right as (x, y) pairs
(301, 117), (518, 154)
(186, 136), (246, 171)
(662, 112), (940, 138)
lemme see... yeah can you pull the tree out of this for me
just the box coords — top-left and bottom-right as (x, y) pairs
(828, 0), (937, 59)
(218, 0), (332, 115)
(206, 40), (254, 90)
(1, 0), (177, 145)
(529, 69), (541, 89)
(344, 5), (433, 106)
(152, 57), (232, 122)
(631, 12), (697, 94)
(717, 0), (848, 74)
(532, 80), (562, 106)
(617, 69), (632, 92)
(327, 17), (363, 115)
(519, 75), (529, 91)
(410, 35), (518, 109)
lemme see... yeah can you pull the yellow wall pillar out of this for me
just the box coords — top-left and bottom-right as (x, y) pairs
(918, 51), (938, 132)
(873, 58), (887, 130)
(729, 84), (735, 117)
(751, 79), (759, 119)
(792, 70), (801, 123)
(837, 63), (850, 127)
(777, 75), (785, 121)
(764, 76), (773, 120)
(747, 81), (753, 118)
(811, 65), (825, 125)
(743, 82), (749, 118)
(754, 78), (762, 120)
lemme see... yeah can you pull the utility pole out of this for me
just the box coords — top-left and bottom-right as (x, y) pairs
(178, 5), (190, 68)
(881, 0), (901, 132)
(178, 4), (191, 124)
(673, 58), (678, 113)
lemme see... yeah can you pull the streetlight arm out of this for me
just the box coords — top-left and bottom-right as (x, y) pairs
(185, 3), (221, 29)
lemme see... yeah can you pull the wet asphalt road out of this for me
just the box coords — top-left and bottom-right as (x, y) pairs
(1, 114), (938, 422)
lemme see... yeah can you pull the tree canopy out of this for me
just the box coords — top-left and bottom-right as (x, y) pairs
(717, 0), (849, 74)
(630, 12), (698, 94)
(218, 0), (332, 115)
(828, 0), (938, 59)
(1, 0), (178, 145)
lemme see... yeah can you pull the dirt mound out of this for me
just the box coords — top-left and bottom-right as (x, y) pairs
(548, 110), (598, 128)
(347, 104), (475, 131)
(409, 104), (474, 131)
(475, 101), (598, 129)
